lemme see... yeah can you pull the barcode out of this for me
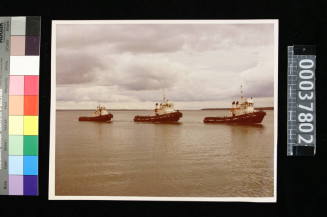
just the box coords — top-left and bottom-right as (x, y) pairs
(0, 23), (3, 43)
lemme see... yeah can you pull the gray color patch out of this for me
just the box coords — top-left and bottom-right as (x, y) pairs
(11, 17), (26, 36)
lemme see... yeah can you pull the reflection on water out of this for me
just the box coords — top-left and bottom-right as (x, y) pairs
(55, 110), (274, 197)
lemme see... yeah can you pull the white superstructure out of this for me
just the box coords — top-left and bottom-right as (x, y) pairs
(155, 97), (177, 115)
(229, 85), (257, 116)
(94, 105), (109, 116)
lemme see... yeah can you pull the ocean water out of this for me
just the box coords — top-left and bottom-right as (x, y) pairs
(55, 110), (274, 197)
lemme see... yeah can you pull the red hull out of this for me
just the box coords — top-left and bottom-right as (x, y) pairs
(203, 111), (266, 124)
(79, 114), (113, 122)
(134, 111), (183, 123)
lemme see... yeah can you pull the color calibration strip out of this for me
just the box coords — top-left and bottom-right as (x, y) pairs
(0, 17), (40, 195)
(0, 17), (11, 195)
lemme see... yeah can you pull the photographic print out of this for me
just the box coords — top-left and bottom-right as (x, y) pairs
(49, 20), (278, 201)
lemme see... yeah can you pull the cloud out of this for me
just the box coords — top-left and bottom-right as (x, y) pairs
(56, 51), (107, 85)
(55, 22), (276, 109)
(57, 85), (137, 103)
(56, 24), (274, 54)
(106, 56), (187, 91)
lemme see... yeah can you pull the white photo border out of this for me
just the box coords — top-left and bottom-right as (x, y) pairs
(49, 19), (278, 202)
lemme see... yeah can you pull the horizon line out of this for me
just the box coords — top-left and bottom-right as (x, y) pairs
(56, 106), (274, 111)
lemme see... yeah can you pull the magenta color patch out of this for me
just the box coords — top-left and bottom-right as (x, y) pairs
(24, 76), (39, 95)
(9, 76), (25, 95)
(9, 175), (24, 195)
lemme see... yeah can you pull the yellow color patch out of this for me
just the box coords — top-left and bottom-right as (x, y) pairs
(24, 116), (38, 135)
(9, 116), (24, 135)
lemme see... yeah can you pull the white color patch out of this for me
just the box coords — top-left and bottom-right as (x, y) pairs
(10, 56), (40, 75)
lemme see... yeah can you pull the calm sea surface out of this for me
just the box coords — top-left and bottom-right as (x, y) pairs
(56, 110), (274, 197)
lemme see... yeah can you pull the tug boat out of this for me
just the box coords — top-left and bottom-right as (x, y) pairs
(134, 96), (182, 123)
(203, 86), (266, 124)
(78, 106), (113, 122)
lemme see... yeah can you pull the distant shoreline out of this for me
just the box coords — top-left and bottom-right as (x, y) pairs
(57, 107), (274, 111)
(201, 106), (274, 110)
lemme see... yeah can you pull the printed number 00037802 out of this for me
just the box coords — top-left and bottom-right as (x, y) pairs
(297, 59), (315, 145)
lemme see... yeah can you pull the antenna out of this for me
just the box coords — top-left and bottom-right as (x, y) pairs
(240, 84), (243, 99)
(162, 89), (166, 102)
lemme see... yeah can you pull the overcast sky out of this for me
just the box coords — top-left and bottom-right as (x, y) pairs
(56, 22), (276, 109)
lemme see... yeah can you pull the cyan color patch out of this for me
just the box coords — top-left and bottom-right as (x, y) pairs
(23, 156), (38, 175)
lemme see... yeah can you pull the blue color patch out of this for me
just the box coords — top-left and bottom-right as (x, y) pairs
(24, 175), (38, 195)
(9, 156), (23, 175)
(23, 156), (38, 175)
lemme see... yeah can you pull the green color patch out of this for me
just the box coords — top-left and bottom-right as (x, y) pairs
(23, 136), (38, 156)
(9, 136), (23, 155)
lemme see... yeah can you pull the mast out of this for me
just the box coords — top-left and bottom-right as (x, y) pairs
(162, 89), (166, 102)
(240, 84), (244, 100)
(99, 105), (102, 116)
